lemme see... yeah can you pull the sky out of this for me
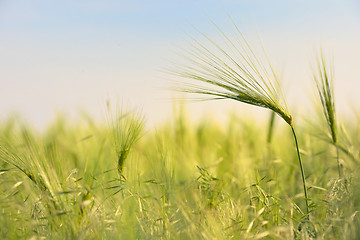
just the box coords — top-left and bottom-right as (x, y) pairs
(1, 0), (360, 128)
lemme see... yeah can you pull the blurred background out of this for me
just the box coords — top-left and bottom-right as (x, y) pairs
(1, 0), (359, 129)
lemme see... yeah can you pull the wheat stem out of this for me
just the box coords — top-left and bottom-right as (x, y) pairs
(335, 145), (343, 178)
(267, 111), (276, 144)
(291, 125), (310, 216)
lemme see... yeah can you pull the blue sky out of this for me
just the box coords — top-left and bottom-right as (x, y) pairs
(1, 0), (359, 127)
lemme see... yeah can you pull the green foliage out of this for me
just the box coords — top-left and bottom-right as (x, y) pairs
(0, 109), (359, 239)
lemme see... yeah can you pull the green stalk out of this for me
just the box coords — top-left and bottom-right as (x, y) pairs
(291, 125), (310, 216)
(335, 145), (342, 178)
(267, 111), (276, 144)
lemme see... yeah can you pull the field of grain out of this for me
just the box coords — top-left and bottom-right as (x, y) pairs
(1, 20), (360, 239)
(0, 102), (359, 239)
